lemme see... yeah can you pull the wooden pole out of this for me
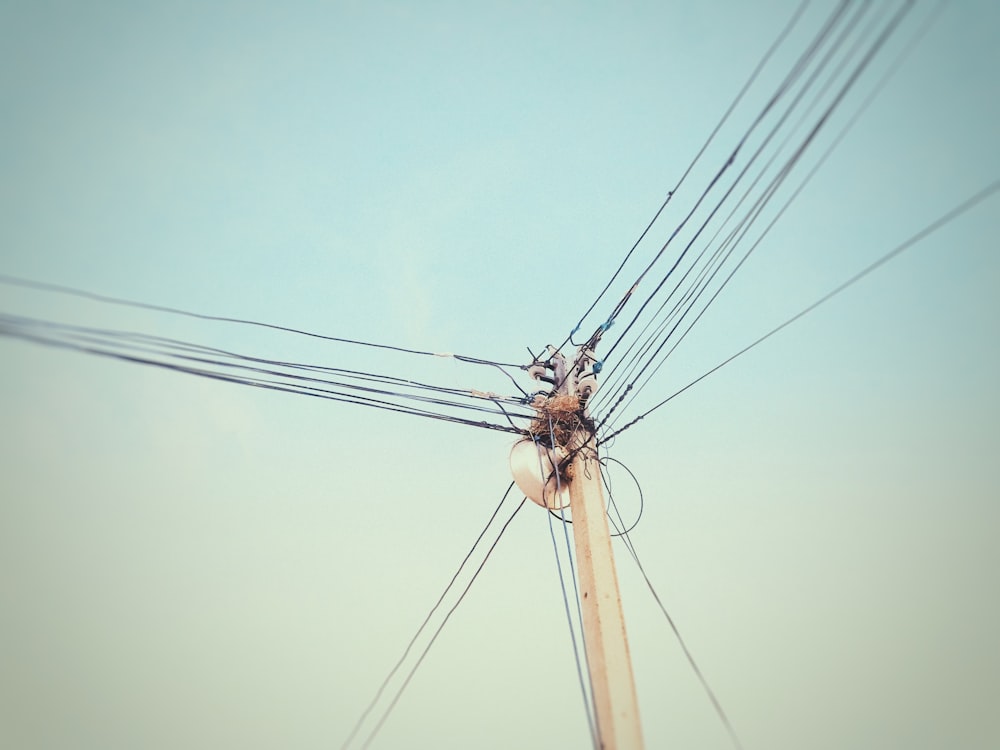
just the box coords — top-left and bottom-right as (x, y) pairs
(569, 437), (644, 750)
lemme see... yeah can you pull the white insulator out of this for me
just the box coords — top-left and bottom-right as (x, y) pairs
(509, 439), (571, 510)
(577, 374), (598, 400)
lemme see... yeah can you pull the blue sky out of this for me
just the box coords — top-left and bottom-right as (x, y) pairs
(2, 2), (998, 748)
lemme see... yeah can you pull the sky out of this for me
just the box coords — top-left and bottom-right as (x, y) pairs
(1, 1), (998, 748)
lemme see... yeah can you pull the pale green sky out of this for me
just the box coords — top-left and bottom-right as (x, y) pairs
(1, 2), (998, 749)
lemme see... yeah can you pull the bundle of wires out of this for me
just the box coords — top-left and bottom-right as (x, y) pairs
(0, 281), (535, 436)
(545, 1), (959, 443)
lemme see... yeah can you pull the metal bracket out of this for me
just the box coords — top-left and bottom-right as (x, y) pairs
(525, 343), (601, 412)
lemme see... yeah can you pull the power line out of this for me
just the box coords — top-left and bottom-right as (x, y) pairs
(0, 273), (523, 369)
(592, 448), (744, 749)
(339, 483), (517, 750)
(544, 444), (741, 748)
(0, 320), (529, 435)
(593, 0), (918, 430)
(356, 496), (527, 749)
(600, 0), (880, 364)
(544, 454), (644, 538)
(592, 0), (884, 414)
(593, 1), (856, 364)
(0, 311), (529, 408)
(598, 0), (947, 431)
(557, 0), (812, 353)
(559, 3), (866, 404)
(546, 501), (599, 748)
(620, 532), (744, 750)
(601, 456), (645, 539)
(0, 316), (532, 422)
(603, 178), (1000, 442)
(535, 422), (599, 747)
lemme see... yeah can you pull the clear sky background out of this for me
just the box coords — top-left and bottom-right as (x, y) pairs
(1, 2), (998, 749)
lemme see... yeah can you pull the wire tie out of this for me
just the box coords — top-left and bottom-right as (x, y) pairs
(471, 389), (501, 399)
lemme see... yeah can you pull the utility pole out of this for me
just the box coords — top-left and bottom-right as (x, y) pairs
(515, 345), (645, 749)
(569, 435), (644, 749)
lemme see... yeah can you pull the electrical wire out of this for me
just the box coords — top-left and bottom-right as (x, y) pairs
(591, 0), (883, 414)
(593, 0), (855, 364)
(597, 0), (947, 434)
(535, 420), (599, 748)
(356, 496), (527, 750)
(593, 1), (918, 430)
(565, 3), (866, 409)
(600, 0), (877, 367)
(0, 312), (530, 410)
(0, 319), (531, 435)
(545, 455), (644, 538)
(590, 451), (745, 748)
(557, 0), (812, 353)
(0, 317), (530, 422)
(620, 536), (745, 750)
(601, 457), (644, 538)
(546, 500), (599, 749)
(338, 482), (517, 750)
(0, 273), (524, 369)
(539, 442), (741, 748)
(603, 178), (1000, 443)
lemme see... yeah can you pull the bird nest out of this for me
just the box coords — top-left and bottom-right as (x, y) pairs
(526, 393), (594, 451)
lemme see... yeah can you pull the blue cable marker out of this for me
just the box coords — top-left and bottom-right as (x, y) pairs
(593, 361), (603, 374)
